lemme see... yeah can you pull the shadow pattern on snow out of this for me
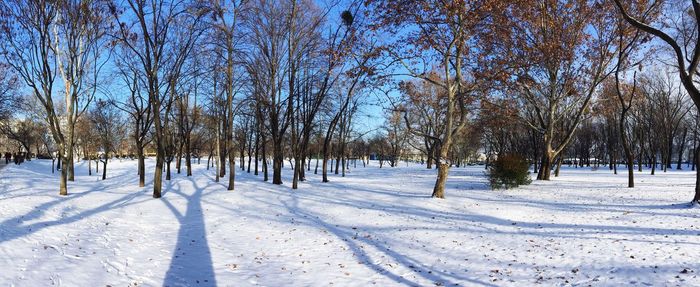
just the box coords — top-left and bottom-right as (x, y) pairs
(161, 176), (217, 287)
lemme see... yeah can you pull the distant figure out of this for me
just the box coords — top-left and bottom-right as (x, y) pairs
(4, 152), (10, 164)
(13, 153), (18, 165)
(18, 153), (25, 164)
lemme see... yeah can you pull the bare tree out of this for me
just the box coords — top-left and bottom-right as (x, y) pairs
(89, 99), (126, 180)
(0, 64), (19, 122)
(112, 50), (153, 187)
(111, 0), (207, 198)
(211, 0), (246, 190)
(1, 0), (109, 195)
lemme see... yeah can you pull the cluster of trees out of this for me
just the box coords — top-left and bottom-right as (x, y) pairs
(482, 70), (698, 176)
(368, 0), (700, 201)
(2, 0), (700, 203)
(0, 0), (382, 198)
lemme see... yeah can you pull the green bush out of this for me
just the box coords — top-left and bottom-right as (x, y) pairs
(488, 154), (532, 189)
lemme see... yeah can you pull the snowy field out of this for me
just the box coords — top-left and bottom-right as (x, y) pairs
(1, 159), (699, 286)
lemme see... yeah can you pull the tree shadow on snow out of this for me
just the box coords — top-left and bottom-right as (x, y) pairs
(161, 176), (217, 287)
(0, 165), (151, 244)
(279, 195), (498, 287)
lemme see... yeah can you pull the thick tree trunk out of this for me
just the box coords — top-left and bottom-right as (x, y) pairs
(314, 155), (319, 174)
(254, 152), (259, 175)
(219, 149), (226, 178)
(176, 144), (182, 174)
(228, 153), (235, 190)
(137, 145), (146, 187)
(426, 146), (433, 169)
(166, 159), (172, 180)
(341, 156), (346, 177)
(432, 163), (449, 198)
(59, 151), (68, 196)
(677, 128), (688, 170)
(538, 152), (553, 180)
(254, 131), (259, 176)
(207, 152), (212, 170)
(272, 139), (283, 185)
(102, 157), (108, 180)
(215, 148), (220, 183)
(292, 157), (301, 189)
(153, 150), (164, 198)
(68, 150), (75, 181)
(299, 153), (306, 181)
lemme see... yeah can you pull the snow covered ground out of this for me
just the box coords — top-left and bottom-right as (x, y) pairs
(1, 159), (699, 286)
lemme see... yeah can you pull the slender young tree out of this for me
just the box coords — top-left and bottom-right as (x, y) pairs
(90, 99), (126, 180)
(211, 0), (245, 190)
(112, 51), (153, 187)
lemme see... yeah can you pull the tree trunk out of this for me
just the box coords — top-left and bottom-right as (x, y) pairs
(314, 155), (319, 174)
(185, 137), (192, 177)
(538, 152), (553, 180)
(432, 162), (449, 198)
(322, 137), (332, 182)
(240, 144), (246, 171)
(59, 151), (68, 196)
(334, 152), (341, 175)
(68, 150), (75, 181)
(677, 128), (688, 170)
(166, 159), (172, 180)
(426, 146), (433, 169)
(176, 143), (182, 174)
(272, 139), (283, 184)
(137, 145), (146, 187)
(341, 156), (346, 177)
(153, 150), (164, 198)
(292, 157), (301, 189)
(247, 142), (252, 173)
(262, 137), (268, 182)
(694, 148), (700, 204)
(254, 134), (259, 176)
(102, 157), (108, 180)
(554, 156), (563, 177)
(619, 112), (634, 188)
(228, 153), (235, 190)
